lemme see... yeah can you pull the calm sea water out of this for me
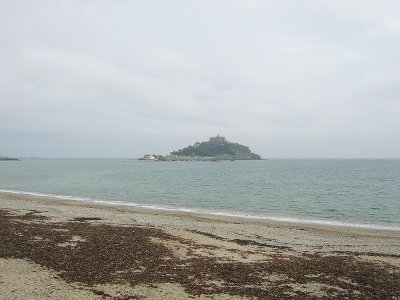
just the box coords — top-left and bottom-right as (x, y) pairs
(0, 159), (399, 230)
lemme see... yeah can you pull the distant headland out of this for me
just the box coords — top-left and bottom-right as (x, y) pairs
(0, 156), (19, 161)
(139, 135), (261, 161)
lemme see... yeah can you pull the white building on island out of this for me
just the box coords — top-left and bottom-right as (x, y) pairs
(139, 154), (158, 161)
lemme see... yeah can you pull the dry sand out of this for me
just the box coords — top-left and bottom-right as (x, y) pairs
(0, 191), (399, 299)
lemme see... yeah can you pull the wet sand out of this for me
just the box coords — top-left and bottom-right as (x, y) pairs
(1, 191), (399, 299)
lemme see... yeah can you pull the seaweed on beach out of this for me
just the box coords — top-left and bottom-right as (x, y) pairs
(0, 208), (399, 300)
(72, 216), (103, 222)
(189, 229), (291, 249)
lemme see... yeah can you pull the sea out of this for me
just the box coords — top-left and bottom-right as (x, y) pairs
(0, 158), (399, 231)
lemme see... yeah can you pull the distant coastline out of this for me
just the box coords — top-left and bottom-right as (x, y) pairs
(0, 156), (19, 161)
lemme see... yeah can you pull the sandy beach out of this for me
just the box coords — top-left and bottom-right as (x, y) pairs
(1, 191), (399, 299)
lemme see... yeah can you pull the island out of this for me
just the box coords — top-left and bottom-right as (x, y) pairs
(139, 135), (261, 161)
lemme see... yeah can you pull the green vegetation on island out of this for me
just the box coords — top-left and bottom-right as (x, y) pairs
(138, 135), (261, 161)
(171, 135), (261, 160)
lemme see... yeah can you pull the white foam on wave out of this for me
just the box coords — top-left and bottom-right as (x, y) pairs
(208, 211), (400, 231)
(1, 188), (399, 231)
(0, 189), (97, 203)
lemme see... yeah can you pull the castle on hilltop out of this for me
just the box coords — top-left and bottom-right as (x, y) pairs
(208, 134), (227, 144)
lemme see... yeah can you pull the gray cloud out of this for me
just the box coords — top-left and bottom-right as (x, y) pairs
(1, 0), (399, 158)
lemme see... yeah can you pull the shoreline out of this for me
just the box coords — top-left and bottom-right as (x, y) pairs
(1, 191), (399, 299)
(1, 189), (399, 232)
(1, 191), (399, 255)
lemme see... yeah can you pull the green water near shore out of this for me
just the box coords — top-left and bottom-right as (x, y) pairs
(0, 159), (399, 230)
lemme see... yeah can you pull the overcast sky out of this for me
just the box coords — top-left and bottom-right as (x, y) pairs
(1, 1), (399, 158)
